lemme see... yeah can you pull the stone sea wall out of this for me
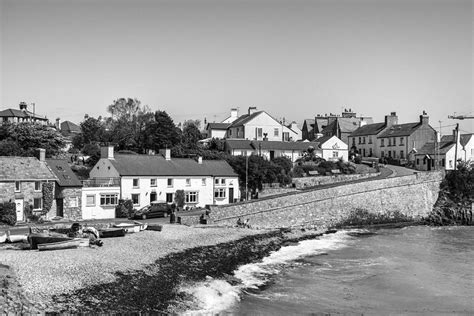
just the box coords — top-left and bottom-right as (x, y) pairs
(292, 172), (380, 189)
(201, 171), (443, 230)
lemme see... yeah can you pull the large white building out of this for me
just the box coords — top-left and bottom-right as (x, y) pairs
(88, 146), (240, 211)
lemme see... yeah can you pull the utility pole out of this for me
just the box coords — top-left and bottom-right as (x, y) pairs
(245, 154), (248, 201)
(437, 120), (441, 170)
(454, 123), (459, 170)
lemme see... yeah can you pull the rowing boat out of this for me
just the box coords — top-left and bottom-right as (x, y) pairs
(133, 221), (148, 231)
(99, 227), (126, 238)
(113, 223), (141, 233)
(28, 233), (73, 250)
(146, 224), (163, 231)
(0, 232), (6, 243)
(38, 239), (81, 251)
(6, 231), (28, 243)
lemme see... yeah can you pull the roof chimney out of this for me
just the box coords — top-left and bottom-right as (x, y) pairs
(248, 106), (257, 115)
(230, 108), (238, 119)
(384, 112), (398, 127)
(159, 148), (171, 160)
(197, 156), (203, 164)
(19, 102), (27, 111)
(38, 148), (46, 162)
(419, 111), (429, 125)
(100, 144), (115, 159)
(55, 118), (61, 130)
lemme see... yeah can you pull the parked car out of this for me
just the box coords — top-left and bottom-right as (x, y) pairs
(131, 201), (172, 219)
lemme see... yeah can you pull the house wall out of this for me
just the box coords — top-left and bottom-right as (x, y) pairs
(242, 112), (284, 141)
(208, 129), (227, 139)
(282, 125), (299, 141)
(320, 137), (349, 161)
(348, 134), (380, 158)
(89, 159), (120, 178)
(379, 136), (409, 159)
(56, 187), (82, 219)
(81, 186), (120, 219)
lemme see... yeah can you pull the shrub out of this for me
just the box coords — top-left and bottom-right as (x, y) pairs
(115, 199), (134, 218)
(42, 182), (55, 214)
(0, 202), (17, 226)
(174, 190), (185, 209)
(354, 156), (362, 164)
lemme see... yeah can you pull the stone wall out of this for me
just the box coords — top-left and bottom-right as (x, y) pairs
(292, 172), (380, 189)
(205, 171), (443, 230)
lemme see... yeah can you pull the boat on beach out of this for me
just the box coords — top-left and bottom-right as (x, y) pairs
(133, 221), (148, 231)
(6, 231), (28, 243)
(113, 223), (141, 233)
(99, 227), (126, 238)
(0, 232), (6, 243)
(28, 232), (73, 250)
(38, 239), (81, 251)
(146, 224), (163, 231)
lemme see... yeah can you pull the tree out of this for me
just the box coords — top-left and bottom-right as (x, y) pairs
(181, 121), (202, 150)
(107, 98), (150, 121)
(183, 119), (201, 131)
(142, 111), (180, 152)
(0, 140), (23, 156)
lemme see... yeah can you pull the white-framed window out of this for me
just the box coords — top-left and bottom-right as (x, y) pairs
(256, 128), (263, 138)
(15, 181), (21, 192)
(221, 178), (225, 185)
(400, 137), (404, 145)
(368, 136), (372, 144)
(215, 178), (219, 185)
(34, 181), (41, 191)
(381, 139), (385, 147)
(131, 194), (140, 205)
(186, 178), (191, 186)
(283, 132), (289, 141)
(133, 178), (139, 188)
(70, 197), (78, 208)
(100, 194), (118, 206)
(202, 178), (206, 186)
(185, 191), (198, 203)
(150, 178), (157, 187)
(86, 195), (96, 206)
(214, 188), (226, 199)
(166, 193), (174, 203)
(33, 198), (42, 210)
(358, 137), (361, 144)
(274, 128), (279, 137)
(332, 151), (339, 158)
(167, 178), (173, 187)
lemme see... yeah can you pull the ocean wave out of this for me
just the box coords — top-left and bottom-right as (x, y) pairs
(181, 231), (353, 315)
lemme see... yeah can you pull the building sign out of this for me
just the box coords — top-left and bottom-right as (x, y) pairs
(332, 143), (340, 149)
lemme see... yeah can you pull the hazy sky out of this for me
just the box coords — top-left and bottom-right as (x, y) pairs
(1, 0), (472, 135)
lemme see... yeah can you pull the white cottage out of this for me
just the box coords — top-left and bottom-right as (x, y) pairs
(88, 146), (240, 210)
(315, 135), (349, 161)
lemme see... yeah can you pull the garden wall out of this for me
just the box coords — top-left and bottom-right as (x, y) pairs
(194, 171), (443, 230)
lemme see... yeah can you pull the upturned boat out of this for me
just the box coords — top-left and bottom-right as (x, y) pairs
(113, 223), (141, 233)
(38, 239), (81, 251)
(28, 232), (73, 250)
(146, 224), (163, 231)
(0, 232), (6, 243)
(6, 231), (28, 243)
(99, 227), (126, 238)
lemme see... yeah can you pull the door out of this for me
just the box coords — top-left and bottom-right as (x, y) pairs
(150, 192), (157, 203)
(270, 151), (275, 160)
(427, 158), (432, 171)
(15, 199), (24, 222)
(228, 188), (234, 204)
(56, 198), (64, 217)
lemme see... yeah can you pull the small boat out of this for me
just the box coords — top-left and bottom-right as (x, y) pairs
(74, 238), (90, 247)
(133, 221), (148, 231)
(6, 231), (28, 243)
(0, 232), (6, 243)
(146, 224), (163, 232)
(28, 232), (73, 250)
(99, 227), (126, 238)
(38, 239), (80, 251)
(113, 223), (141, 233)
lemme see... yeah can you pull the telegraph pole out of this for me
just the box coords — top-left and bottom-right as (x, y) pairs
(245, 154), (249, 201)
(454, 123), (459, 170)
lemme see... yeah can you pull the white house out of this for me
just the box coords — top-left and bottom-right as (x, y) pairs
(89, 146), (240, 210)
(314, 135), (349, 161)
(205, 122), (231, 139)
(226, 107), (298, 141)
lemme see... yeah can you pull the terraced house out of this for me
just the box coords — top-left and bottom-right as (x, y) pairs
(89, 146), (240, 211)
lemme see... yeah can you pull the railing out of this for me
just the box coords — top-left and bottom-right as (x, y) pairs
(82, 178), (120, 187)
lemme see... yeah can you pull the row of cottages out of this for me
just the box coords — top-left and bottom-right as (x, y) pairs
(224, 135), (348, 162)
(414, 132), (474, 171)
(0, 102), (49, 125)
(206, 107), (301, 142)
(84, 146), (240, 219)
(0, 150), (82, 222)
(348, 111), (436, 162)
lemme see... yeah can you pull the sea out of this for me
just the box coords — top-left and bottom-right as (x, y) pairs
(182, 226), (473, 315)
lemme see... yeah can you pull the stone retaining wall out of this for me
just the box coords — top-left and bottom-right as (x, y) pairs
(292, 172), (379, 189)
(201, 171), (443, 230)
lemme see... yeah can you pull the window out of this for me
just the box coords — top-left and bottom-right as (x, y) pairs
(131, 194), (140, 205)
(133, 178), (139, 188)
(423, 158), (426, 165)
(242, 150), (247, 156)
(256, 128), (263, 138)
(34, 181), (41, 191)
(283, 132), (289, 141)
(381, 151), (385, 157)
(392, 151), (396, 158)
(332, 151), (339, 158)
(214, 188), (226, 199)
(221, 178), (225, 185)
(15, 181), (21, 192)
(417, 158), (420, 165)
(388, 138), (392, 146)
(185, 191), (199, 203)
(381, 139), (385, 147)
(33, 198), (42, 210)
(166, 193), (174, 203)
(368, 136), (372, 144)
(100, 194), (118, 206)
(167, 178), (173, 187)
(363, 137), (366, 144)
(400, 150), (404, 159)
(400, 137), (404, 145)
(70, 197), (78, 208)
(352, 138), (355, 145)
(215, 178), (219, 185)
(150, 178), (157, 187)
(186, 178), (191, 186)
(274, 128), (279, 137)
(449, 160), (453, 168)
(229, 129), (232, 136)
(202, 178), (206, 186)
(86, 195), (95, 206)
(358, 137), (361, 144)
(369, 148), (373, 156)
(362, 148), (366, 157)
(388, 151), (392, 158)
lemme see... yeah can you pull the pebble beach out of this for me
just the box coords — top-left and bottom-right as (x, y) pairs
(0, 224), (265, 313)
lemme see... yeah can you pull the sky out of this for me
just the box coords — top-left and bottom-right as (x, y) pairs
(1, 0), (472, 135)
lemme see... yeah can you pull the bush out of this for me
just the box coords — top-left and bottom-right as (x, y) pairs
(115, 199), (134, 218)
(354, 156), (362, 164)
(0, 202), (17, 226)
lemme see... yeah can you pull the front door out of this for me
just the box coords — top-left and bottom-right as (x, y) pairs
(15, 199), (24, 222)
(228, 188), (234, 204)
(270, 151), (275, 160)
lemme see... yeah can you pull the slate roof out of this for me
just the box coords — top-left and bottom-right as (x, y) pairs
(60, 121), (81, 133)
(45, 159), (82, 187)
(228, 111), (265, 128)
(314, 118), (329, 133)
(313, 135), (333, 145)
(442, 134), (473, 147)
(349, 122), (386, 137)
(415, 141), (455, 155)
(0, 108), (48, 120)
(206, 122), (231, 130)
(303, 119), (315, 132)
(337, 118), (363, 133)
(377, 123), (421, 138)
(109, 154), (238, 177)
(226, 139), (320, 151)
(0, 157), (56, 181)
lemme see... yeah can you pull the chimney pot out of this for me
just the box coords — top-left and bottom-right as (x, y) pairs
(38, 148), (46, 162)
(248, 107), (257, 115)
(198, 156), (203, 164)
(19, 102), (27, 111)
(159, 148), (171, 160)
(100, 144), (115, 159)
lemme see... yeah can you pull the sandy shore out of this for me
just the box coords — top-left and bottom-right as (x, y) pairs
(0, 224), (266, 313)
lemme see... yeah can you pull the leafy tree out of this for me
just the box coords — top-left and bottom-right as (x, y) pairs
(107, 98), (150, 121)
(183, 119), (201, 130)
(142, 111), (180, 152)
(0, 140), (23, 156)
(181, 121), (202, 150)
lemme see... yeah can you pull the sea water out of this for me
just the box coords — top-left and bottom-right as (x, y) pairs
(182, 226), (474, 315)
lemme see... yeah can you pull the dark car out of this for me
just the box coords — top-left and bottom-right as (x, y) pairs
(132, 201), (172, 219)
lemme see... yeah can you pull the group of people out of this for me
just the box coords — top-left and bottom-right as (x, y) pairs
(68, 223), (103, 247)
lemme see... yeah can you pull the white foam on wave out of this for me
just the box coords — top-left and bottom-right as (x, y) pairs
(181, 231), (352, 315)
